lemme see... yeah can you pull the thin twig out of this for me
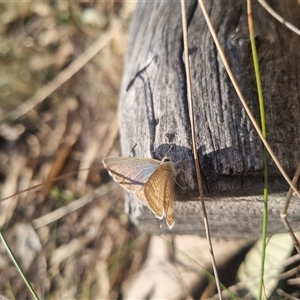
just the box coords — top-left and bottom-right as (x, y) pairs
(198, 0), (300, 199)
(180, 1), (223, 299)
(0, 20), (122, 125)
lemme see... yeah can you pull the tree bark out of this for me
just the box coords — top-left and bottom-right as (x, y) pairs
(118, 0), (300, 238)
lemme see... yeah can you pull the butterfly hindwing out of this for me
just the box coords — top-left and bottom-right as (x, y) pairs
(103, 157), (160, 192)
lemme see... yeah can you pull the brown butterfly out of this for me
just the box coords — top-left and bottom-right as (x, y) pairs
(102, 156), (176, 229)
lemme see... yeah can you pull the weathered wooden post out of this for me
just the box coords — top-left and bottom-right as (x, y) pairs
(118, 0), (300, 238)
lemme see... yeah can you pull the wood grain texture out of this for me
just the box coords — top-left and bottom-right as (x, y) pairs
(119, 0), (300, 237)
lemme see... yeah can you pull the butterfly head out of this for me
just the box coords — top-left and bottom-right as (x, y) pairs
(161, 156), (171, 163)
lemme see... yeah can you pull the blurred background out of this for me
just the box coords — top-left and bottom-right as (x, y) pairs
(0, 1), (145, 298)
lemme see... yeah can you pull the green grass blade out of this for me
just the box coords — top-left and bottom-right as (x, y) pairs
(0, 231), (40, 300)
(247, 2), (269, 299)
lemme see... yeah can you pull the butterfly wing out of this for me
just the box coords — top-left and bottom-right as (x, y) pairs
(163, 172), (175, 229)
(143, 163), (175, 228)
(102, 157), (160, 192)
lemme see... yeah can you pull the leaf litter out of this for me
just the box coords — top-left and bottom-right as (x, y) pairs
(0, 1), (144, 299)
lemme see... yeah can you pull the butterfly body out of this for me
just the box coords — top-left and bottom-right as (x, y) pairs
(102, 156), (176, 229)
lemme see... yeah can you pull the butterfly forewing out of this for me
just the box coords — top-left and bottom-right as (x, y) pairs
(136, 187), (161, 214)
(143, 163), (175, 227)
(164, 175), (175, 229)
(103, 157), (160, 192)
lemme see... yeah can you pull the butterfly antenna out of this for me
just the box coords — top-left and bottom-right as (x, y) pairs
(164, 144), (174, 159)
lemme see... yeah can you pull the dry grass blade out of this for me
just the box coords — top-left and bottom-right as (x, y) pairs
(282, 163), (300, 214)
(276, 288), (300, 300)
(281, 163), (300, 255)
(0, 151), (27, 227)
(258, 0), (300, 36)
(32, 185), (111, 228)
(99, 113), (119, 158)
(0, 169), (91, 202)
(198, 0), (300, 199)
(77, 114), (118, 184)
(180, 1), (223, 299)
(0, 20), (122, 125)
(42, 105), (83, 198)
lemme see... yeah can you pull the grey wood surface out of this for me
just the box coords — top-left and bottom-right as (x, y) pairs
(118, 0), (300, 238)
